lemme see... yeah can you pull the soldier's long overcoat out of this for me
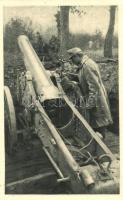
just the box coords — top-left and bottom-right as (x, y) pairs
(63, 55), (113, 129)
(78, 55), (113, 128)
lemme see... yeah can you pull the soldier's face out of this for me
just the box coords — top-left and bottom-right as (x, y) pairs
(71, 54), (82, 65)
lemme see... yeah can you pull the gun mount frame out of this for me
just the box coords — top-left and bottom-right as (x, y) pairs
(5, 35), (119, 194)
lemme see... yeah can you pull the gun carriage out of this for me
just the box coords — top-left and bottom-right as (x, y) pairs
(5, 35), (119, 194)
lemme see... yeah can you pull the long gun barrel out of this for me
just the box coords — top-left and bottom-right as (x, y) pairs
(18, 35), (60, 102)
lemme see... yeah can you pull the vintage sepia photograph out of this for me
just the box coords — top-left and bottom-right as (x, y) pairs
(3, 5), (119, 194)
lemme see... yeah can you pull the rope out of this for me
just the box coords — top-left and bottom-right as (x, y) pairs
(79, 137), (93, 151)
(58, 112), (74, 130)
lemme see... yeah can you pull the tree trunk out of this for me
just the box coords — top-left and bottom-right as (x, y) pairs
(104, 6), (116, 58)
(59, 6), (70, 57)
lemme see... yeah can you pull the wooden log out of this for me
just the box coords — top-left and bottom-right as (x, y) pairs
(96, 58), (118, 63)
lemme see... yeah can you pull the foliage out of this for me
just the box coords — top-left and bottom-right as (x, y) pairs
(70, 6), (86, 16)
(4, 17), (35, 52)
(69, 32), (102, 50)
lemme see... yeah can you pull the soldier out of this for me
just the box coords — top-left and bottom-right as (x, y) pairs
(62, 47), (113, 139)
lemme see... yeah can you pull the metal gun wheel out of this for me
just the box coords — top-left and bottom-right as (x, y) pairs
(4, 86), (17, 154)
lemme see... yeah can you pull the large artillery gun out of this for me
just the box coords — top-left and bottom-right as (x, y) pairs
(5, 35), (119, 194)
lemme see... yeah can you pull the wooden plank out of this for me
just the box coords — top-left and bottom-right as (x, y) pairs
(64, 94), (115, 160)
(6, 171), (56, 194)
(56, 81), (115, 161)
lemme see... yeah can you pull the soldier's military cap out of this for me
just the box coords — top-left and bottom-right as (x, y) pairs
(67, 47), (83, 58)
